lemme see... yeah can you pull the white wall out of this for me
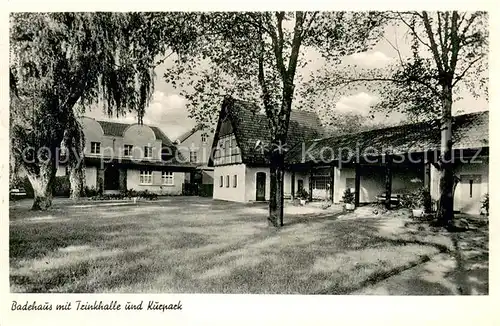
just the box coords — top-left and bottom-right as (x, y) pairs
(453, 158), (489, 215)
(127, 169), (184, 195)
(122, 124), (163, 161)
(285, 172), (309, 199)
(80, 117), (164, 161)
(213, 164), (247, 202)
(333, 165), (423, 204)
(179, 129), (214, 165)
(430, 159), (488, 214)
(245, 167), (270, 202)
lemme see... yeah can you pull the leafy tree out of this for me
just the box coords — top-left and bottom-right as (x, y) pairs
(165, 11), (384, 227)
(308, 11), (488, 226)
(321, 112), (398, 136)
(10, 12), (196, 210)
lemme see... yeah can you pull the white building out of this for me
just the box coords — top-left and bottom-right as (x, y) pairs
(57, 117), (194, 195)
(210, 97), (489, 215)
(210, 97), (324, 202)
(175, 124), (215, 196)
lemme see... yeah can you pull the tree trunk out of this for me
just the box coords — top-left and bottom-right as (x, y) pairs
(278, 165), (284, 227)
(437, 83), (455, 226)
(69, 165), (85, 200)
(269, 162), (279, 227)
(26, 161), (56, 211)
(268, 151), (286, 227)
(65, 115), (86, 200)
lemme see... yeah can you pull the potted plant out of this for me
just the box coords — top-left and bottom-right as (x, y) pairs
(402, 187), (430, 217)
(342, 188), (355, 211)
(296, 188), (309, 206)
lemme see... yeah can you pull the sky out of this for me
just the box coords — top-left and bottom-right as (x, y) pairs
(85, 20), (489, 141)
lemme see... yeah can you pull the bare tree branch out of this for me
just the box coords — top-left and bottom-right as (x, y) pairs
(452, 55), (484, 87)
(422, 11), (446, 75)
(449, 11), (461, 73)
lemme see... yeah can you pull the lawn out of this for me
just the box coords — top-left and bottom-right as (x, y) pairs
(9, 197), (488, 294)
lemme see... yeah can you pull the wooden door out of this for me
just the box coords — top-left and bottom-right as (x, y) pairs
(256, 172), (266, 201)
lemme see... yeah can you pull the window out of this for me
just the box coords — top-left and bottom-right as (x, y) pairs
(144, 146), (153, 158)
(312, 176), (329, 190)
(226, 175), (230, 188)
(233, 175), (237, 188)
(162, 171), (174, 185)
(201, 133), (208, 143)
(213, 134), (241, 165)
(124, 144), (133, 156)
(91, 142), (100, 154)
(190, 150), (198, 163)
(220, 176), (223, 187)
(140, 170), (153, 185)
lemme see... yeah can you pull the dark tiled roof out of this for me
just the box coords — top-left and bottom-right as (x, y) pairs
(96, 120), (173, 147)
(286, 110), (489, 164)
(98, 120), (130, 137)
(214, 97), (324, 165)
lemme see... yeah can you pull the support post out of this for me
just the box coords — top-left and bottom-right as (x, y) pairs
(119, 168), (127, 192)
(330, 164), (335, 202)
(424, 161), (431, 192)
(385, 153), (393, 209)
(309, 166), (313, 202)
(291, 170), (295, 200)
(354, 163), (361, 207)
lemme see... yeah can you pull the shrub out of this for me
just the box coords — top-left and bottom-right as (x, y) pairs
(53, 176), (70, 197)
(120, 188), (138, 198)
(401, 187), (431, 211)
(85, 186), (98, 197)
(342, 188), (354, 204)
(295, 188), (309, 200)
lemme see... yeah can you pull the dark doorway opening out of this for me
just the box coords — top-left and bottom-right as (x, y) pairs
(256, 172), (266, 201)
(104, 164), (120, 191)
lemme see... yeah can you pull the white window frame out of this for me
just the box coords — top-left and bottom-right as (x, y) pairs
(140, 170), (153, 185)
(124, 144), (133, 156)
(201, 133), (208, 144)
(90, 142), (101, 154)
(144, 146), (153, 159)
(162, 171), (174, 186)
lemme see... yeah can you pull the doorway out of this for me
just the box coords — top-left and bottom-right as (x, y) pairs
(256, 172), (266, 201)
(104, 164), (120, 191)
(297, 179), (304, 192)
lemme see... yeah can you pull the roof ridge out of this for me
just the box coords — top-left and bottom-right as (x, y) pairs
(313, 110), (489, 144)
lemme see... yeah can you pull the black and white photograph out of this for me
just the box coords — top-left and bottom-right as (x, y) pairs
(5, 8), (492, 304)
